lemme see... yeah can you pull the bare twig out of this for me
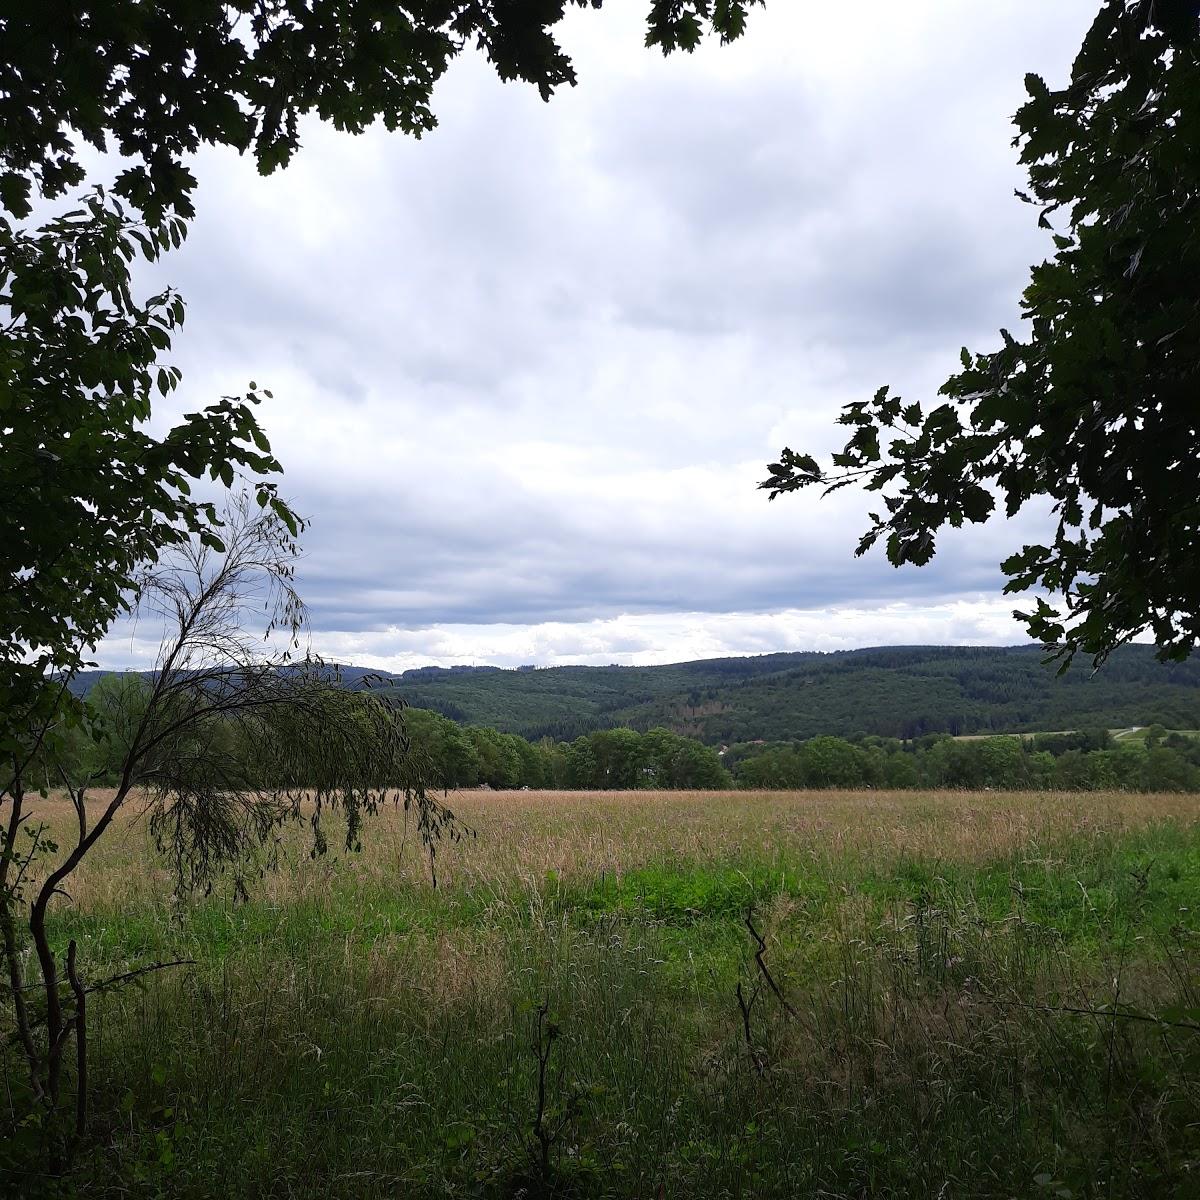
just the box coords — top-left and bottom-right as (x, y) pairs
(531, 998), (556, 1176)
(85, 957), (196, 998)
(3, 958), (197, 1051)
(735, 981), (766, 1075)
(746, 907), (796, 1017)
(735, 980), (755, 1045)
(981, 994), (1200, 1035)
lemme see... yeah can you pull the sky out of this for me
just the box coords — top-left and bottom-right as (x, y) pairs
(95, 0), (1100, 672)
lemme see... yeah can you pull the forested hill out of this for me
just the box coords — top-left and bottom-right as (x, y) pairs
(375, 645), (1200, 744)
(71, 645), (1200, 745)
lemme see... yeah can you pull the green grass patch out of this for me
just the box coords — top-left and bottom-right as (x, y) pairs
(10, 807), (1200, 1198)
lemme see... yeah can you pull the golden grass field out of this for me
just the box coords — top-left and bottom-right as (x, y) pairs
(8, 787), (1200, 1197)
(36, 786), (1200, 911)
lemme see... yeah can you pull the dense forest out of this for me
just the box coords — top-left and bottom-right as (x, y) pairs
(374, 645), (1200, 742)
(72, 645), (1200, 747)
(60, 676), (1200, 795)
(403, 710), (1200, 793)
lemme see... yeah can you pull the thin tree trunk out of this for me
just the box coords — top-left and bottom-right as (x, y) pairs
(0, 775), (40, 1098)
(67, 940), (86, 1138)
(29, 894), (62, 1104)
(31, 781), (130, 1106)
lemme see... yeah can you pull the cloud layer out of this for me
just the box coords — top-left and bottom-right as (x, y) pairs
(97, 1), (1098, 668)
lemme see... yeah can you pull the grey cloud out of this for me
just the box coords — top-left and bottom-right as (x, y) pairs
(99, 1), (1097, 665)
(280, 457), (1042, 632)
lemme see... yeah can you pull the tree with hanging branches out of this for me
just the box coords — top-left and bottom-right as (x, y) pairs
(1, 495), (461, 1138)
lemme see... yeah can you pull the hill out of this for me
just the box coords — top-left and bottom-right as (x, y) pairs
(71, 645), (1200, 745)
(378, 645), (1200, 743)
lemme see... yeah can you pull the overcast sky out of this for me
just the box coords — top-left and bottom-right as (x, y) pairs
(96, 0), (1099, 671)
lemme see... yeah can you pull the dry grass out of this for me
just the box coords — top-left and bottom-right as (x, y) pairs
(23, 785), (1200, 912)
(8, 787), (1200, 1197)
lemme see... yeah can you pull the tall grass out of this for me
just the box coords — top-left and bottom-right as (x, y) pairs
(5, 789), (1200, 1197)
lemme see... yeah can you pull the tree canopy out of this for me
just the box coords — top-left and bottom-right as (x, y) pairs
(0, 194), (294, 782)
(762, 0), (1200, 669)
(0, 0), (763, 222)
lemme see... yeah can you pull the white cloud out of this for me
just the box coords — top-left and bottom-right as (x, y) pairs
(92, 0), (1098, 667)
(299, 595), (1039, 671)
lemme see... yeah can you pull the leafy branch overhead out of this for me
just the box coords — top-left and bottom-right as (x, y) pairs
(0, 195), (293, 746)
(0, 0), (763, 223)
(762, 0), (1200, 669)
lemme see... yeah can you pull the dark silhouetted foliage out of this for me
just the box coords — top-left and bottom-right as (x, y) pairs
(763, 1), (1200, 669)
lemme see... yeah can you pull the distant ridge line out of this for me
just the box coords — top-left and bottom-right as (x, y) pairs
(70, 644), (1195, 745)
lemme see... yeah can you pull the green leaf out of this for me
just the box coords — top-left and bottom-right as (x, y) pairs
(0, 172), (32, 218)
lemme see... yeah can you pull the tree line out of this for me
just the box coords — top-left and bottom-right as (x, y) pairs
(61, 682), (1200, 795)
(382, 644), (1200, 747)
(394, 715), (1200, 793)
(404, 709), (731, 790)
(729, 728), (1200, 793)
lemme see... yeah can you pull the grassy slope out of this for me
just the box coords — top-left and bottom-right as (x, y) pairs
(11, 789), (1200, 1198)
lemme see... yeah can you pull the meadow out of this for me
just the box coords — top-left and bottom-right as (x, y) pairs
(6, 788), (1200, 1198)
